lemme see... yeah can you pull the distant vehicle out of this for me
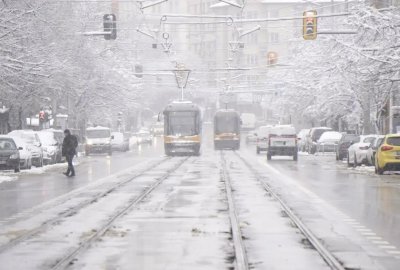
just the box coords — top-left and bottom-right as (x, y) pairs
(136, 130), (153, 145)
(163, 101), (202, 156)
(297, 129), (310, 152)
(111, 132), (129, 151)
(317, 131), (342, 153)
(245, 130), (258, 144)
(12, 137), (32, 170)
(267, 125), (298, 161)
(150, 122), (164, 136)
(256, 125), (273, 154)
(375, 134), (400, 174)
(240, 113), (256, 131)
(0, 136), (21, 172)
(347, 135), (378, 167)
(8, 130), (44, 167)
(336, 134), (360, 161)
(37, 130), (63, 164)
(367, 135), (385, 166)
(214, 110), (241, 150)
(85, 126), (113, 156)
(306, 127), (332, 154)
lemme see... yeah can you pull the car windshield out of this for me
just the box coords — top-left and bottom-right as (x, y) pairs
(387, 137), (400, 146)
(86, 130), (110, 138)
(0, 139), (17, 150)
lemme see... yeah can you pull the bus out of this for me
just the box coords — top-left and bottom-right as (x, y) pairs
(163, 101), (202, 156)
(214, 110), (241, 150)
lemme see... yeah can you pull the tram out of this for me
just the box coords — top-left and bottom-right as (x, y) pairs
(214, 110), (241, 150)
(163, 101), (202, 156)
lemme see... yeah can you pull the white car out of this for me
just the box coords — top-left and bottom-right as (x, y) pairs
(256, 125), (272, 154)
(8, 130), (44, 167)
(12, 137), (32, 170)
(317, 131), (342, 153)
(297, 129), (310, 152)
(347, 135), (379, 167)
(366, 135), (385, 166)
(245, 130), (258, 144)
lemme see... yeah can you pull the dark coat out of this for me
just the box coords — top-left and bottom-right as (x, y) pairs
(62, 134), (77, 156)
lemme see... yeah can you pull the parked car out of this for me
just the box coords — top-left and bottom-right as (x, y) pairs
(366, 135), (385, 166)
(306, 127), (332, 154)
(336, 134), (360, 161)
(297, 129), (310, 152)
(136, 130), (153, 145)
(8, 130), (43, 167)
(245, 130), (258, 144)
(0, 135), (21, 172)
(375, 134), (400, 174)
(267, 125), (298, 161)
(12, 137), (32, 170)
(317, 131), (342, 153)
(37, 130), (63, 164)
(111, 132), (129, 152)
(347, 135), (378, 167)
(256, 125), (272, 154)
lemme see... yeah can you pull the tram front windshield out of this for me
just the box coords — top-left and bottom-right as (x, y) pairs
(167, 111), (197, 136)
(215, 115), (238, 134)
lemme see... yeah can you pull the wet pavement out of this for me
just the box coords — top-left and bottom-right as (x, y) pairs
(0, 138), (164, 220)
(1, 137), (400, 269)
(247, 147), (400, 249)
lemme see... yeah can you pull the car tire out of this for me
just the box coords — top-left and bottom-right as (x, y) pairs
(375, 163), (384, 175)
(38, 157), (44, 167)
(267, 153), (272, 161)
(85, 150), (90, 156)
(14, 165), (20, 173)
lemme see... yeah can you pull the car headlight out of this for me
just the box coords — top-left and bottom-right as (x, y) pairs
(87, 140), (93, 145)
(10, 153), (19, 159)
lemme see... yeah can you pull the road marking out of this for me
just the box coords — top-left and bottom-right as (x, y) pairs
(386, 250), (400, 255)
(366, 236), (382, 240)
(361, 232), (376, 236)
(379, 245), (397, 250)
(373, 241), (390, 245)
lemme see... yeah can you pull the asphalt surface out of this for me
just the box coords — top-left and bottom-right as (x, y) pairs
(1, 135), (400, 266)
(0, 138), (164, 220)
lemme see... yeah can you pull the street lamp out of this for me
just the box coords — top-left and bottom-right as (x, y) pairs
(173, 64), (191, 101)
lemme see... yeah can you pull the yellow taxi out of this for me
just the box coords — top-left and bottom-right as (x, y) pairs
(375, 134), (400, 174)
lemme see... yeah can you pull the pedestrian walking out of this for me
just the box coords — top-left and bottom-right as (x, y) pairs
(62, 129), (78, 177)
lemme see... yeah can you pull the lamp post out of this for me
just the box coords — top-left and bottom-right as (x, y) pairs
(173, 64), (191, 101)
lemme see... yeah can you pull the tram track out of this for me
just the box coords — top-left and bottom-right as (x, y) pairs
(50, 156), (190, 270)
(231, 151), (346, 270)
(0, 156), (176, 254)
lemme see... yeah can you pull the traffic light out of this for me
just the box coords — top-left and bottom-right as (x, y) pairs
(303, 10), (317, 40)
(267, 52), (278, 66)
(103, 14), (117, 40)
(135, 64), (143, 78)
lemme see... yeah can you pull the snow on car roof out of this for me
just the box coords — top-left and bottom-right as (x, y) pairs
(86, 126), (110, 130)
(319, 131), (342, 142)
(269, 125), (296, 135)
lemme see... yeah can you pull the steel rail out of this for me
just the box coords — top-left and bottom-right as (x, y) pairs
(51, 156), (189, 270)
(0, 157), (172, 254)
(234, 151), (346, 270)
(220, 151), (249, 270)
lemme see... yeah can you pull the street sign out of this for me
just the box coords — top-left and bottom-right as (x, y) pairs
(303, 10), (317, 40)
